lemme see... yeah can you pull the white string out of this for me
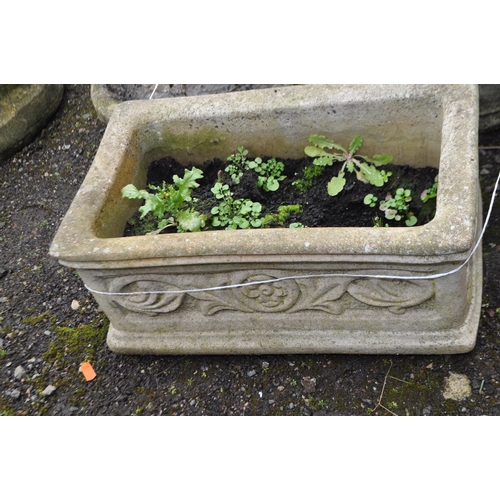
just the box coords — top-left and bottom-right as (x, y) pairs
(84, 171), (500, 297)
(149, 84), (159, 100)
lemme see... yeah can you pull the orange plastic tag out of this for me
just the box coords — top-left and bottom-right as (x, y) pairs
(79, 362), (97, 381)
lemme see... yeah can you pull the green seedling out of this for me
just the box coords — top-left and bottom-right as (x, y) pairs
(122, 167), (207, 233)
(247, 157), (286, 192)
(421, 177), (438, 203)
(304, 134), (393, 196)
(372, 216), (389, 228)
(225, 146), (286, 192)
(225, 146), (248, 184)
(379, 188), (417, 226)
(363, 193), (378, 208)
(211, 181), (264, 230)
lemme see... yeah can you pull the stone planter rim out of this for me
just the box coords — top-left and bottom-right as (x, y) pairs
(50, 84), (479, 268)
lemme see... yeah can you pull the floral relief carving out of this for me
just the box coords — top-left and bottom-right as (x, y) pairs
(234, 275), (300, 312)
(100, 271), (435, 316)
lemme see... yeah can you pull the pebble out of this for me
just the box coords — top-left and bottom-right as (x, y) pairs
(8, 389), (21, 399)
(71, 300), (80, 310)
(301, 376), (317, 393)
(262, 361), (269, 369)
(0, 338), (3, 349)
(443, 372), (472, 401)
(247, 370), (256, 377)
(14, 365), (26, 380)
(495, 154), (500, 164)
(41, 385), (57, 397)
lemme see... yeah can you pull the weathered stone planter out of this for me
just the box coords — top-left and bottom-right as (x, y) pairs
(50, 85), (481, 355)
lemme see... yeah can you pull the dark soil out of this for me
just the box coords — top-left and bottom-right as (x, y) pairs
(2, 84), (500, 416)
(125, 154), (438, 235)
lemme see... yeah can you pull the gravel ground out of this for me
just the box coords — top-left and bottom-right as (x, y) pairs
(2, 84), (500, 416)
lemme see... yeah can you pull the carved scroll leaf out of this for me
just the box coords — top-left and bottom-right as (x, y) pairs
(187, 288), (254, 316)
(107, 276), (185, 315)
(346, 278), (435, 314)
(292, 278), (353, 315)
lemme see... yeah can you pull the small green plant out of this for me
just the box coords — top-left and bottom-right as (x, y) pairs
(211, 181), (264, 230)
(292, 163), (326, 193)
(290, 379), (297, 387)
(247, 157), (286, 192)
(304, 134), (393, 196)
(379, 188), (417, 227)
(263, 204), (303, 227)
(363, 193), (378, 208)
(421, 177), (438, 203)
(225, 146), (248, 183)
(168, 385), (177, 395)
(372, 216), (389, 228)
(122, 167), (207, 233)
(225, 146), (286, 192)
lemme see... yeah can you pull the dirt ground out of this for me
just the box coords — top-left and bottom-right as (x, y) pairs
(2, 84), (500, 416)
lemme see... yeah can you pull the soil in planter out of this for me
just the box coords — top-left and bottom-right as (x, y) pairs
(123, 155), (439, 236)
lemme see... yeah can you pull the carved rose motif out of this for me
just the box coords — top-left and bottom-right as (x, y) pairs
(237, 274), (300, 312)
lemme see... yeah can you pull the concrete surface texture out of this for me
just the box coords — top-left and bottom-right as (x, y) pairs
(0, 84), (63, 160)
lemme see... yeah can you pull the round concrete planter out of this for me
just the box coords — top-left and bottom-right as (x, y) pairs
(0, 84), (64, 160)
(51, 85), (481, 355)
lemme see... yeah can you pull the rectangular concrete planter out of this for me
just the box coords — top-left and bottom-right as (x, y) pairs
(50, 84), (481, 355)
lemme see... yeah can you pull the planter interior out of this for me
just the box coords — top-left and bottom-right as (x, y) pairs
(50, 84), (481, 355)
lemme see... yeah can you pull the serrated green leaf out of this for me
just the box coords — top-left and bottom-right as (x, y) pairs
(362, 154), (393, 166)
(140, 196), (162, 219)
(349, 136), (363, 154)
(345, 161), (355, 173)
(309, 135), (347, 153)
(305, 146), (330, 158)
(176, 210), (206, 232)
(122, 184), (148, 200)
(313, 156), (336, 167)
(327, 172), (346, 196)
(356, 162), (384, 187)
(173, 167), (204, 200)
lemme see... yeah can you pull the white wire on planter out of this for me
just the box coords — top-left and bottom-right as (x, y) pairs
(149, 84), (159, 100)
(84, 171), (500, 297)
